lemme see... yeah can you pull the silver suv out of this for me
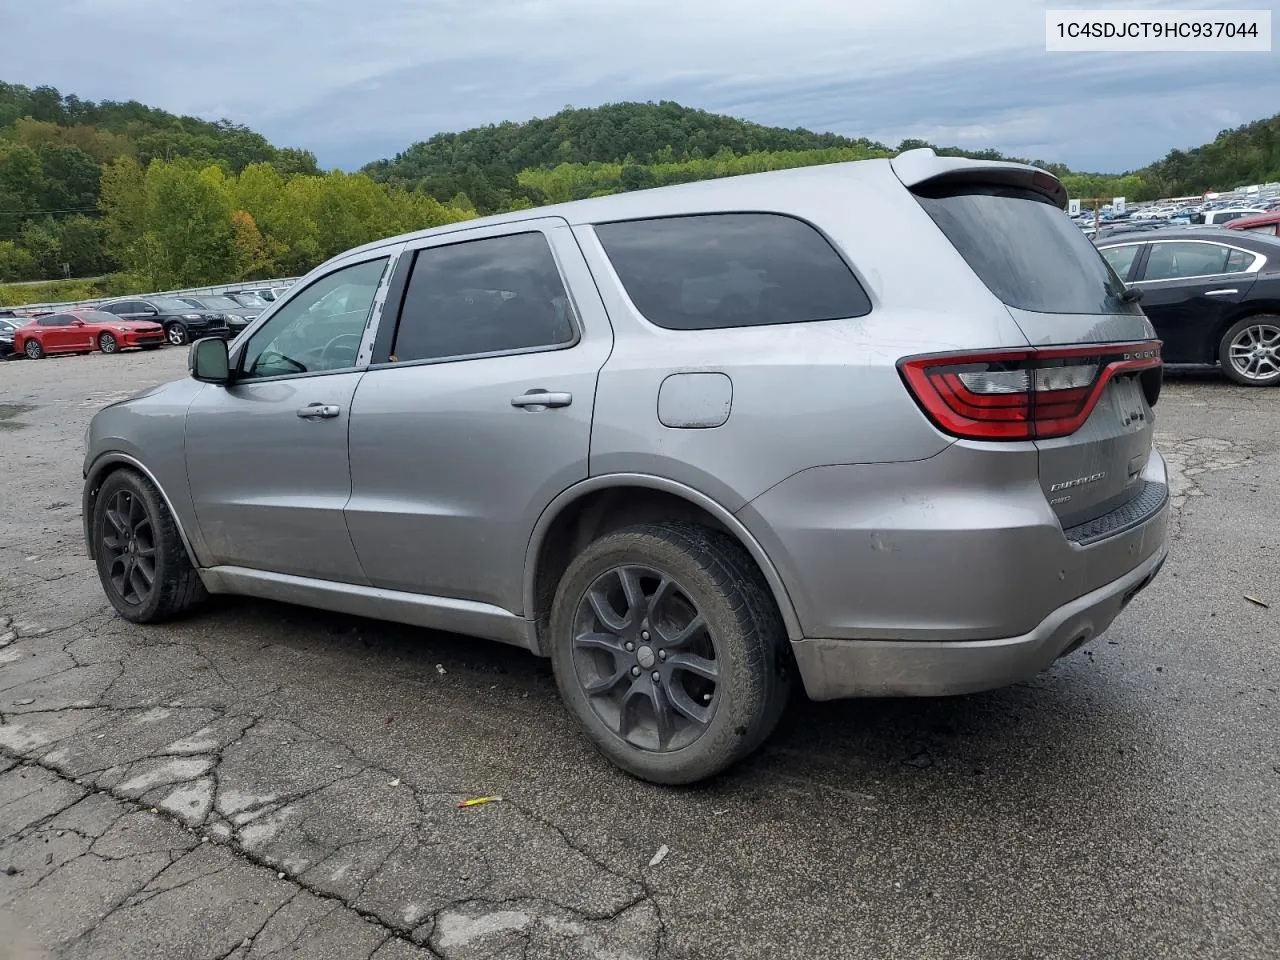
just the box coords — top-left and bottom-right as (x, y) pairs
(83, 150), (1170, 784)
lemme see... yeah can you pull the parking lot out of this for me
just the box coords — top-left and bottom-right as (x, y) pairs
(1, 349), (1277, 960)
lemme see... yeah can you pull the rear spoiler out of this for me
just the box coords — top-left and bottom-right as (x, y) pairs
(890, 148), (1068, 210)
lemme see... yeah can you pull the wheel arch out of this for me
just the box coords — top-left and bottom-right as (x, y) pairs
(83, 453), (200, 567)
(523, 474), (803, 655)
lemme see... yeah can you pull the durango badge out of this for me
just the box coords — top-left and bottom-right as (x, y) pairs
(1050, 472), (1107, 492)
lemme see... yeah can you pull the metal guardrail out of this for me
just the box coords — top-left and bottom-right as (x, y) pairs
(8, 277), (302, 314)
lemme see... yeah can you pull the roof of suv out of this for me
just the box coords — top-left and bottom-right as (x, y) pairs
(339, 150), (1064, 262)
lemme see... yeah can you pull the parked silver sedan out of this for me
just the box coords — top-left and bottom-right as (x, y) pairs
(83, 150), (1169, 783)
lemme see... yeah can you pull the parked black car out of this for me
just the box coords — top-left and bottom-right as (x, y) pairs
(98, 298), (230, 345)
(178, 295), (260, 337)
(0, 317), (21, 358)
(1097, 228), (1280, 385)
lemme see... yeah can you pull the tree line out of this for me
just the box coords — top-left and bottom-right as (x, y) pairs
(2, 86), (1279, 298)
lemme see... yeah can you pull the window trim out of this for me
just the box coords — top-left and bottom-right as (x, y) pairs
(588, 210), (874, 333)
(227, 248), (399, 385)
(1128, 239), (1267, 284)
(369, 222), (583, 371)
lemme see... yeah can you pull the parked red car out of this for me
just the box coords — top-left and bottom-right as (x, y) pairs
(14, 310), (166, 359)
(1225, 211), (1280, 237)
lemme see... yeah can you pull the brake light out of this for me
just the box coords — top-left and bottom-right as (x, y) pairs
(899, 341), (1162, 440)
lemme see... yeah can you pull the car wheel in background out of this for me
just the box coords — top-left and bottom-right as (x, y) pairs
(98, 333), (118, 354)
(166, 323), (188, 345)
(91, 469), (208, 623)
(1220, 315), (1280, 386)
(548, 521), (791, 785)
(24, 339), (43, 359)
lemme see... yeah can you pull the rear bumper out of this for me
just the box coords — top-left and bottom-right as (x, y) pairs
(792, 543), (1167, 699)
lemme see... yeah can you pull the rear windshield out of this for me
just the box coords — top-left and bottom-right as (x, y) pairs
(913, 184), (1142, 316)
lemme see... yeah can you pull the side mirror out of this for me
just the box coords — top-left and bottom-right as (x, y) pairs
(72, 319), (85, 326)
(189, 337), (230, 384)
(1121, 285), (1144, 304)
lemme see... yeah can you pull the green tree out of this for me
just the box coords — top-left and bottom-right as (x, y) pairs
(0, 240), (38, 281)
(18, 218), (63, 276)
(99, 156), (147, 266)
(56, 214), (109, 275)
(141, 159), (236, 287)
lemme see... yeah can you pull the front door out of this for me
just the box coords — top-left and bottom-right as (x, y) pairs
(344, 221), (613, 615)
(185, 252), (396, 583)
(1132, 239), (1260, 363)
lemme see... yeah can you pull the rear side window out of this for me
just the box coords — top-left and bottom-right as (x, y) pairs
(391, 232), (575, 363)
(594, 213), (870, 330)
(914, 183), (1141, 315)
(1142, 242), (1254, 281)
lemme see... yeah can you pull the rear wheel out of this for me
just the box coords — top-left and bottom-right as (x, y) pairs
(23, 339), (43, 359)
(98, 332), (118, 354)
(548, 521), (791, 785)
(1220, 315), (1280, 386)
(91, 469), (207, 623)
(166, 323), (188, 346)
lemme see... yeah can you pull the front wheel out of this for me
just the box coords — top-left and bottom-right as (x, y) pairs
(1220, 315), (1280, 386)
(98, 332), (118, 354)
(166, 323), (188, 346)
(23, 339), (44, 359)
(91, 469), (207, 623)
(548, 521), (791, 785)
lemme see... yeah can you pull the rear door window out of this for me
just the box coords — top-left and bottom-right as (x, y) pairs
(390, 232), (576, 363)
(913, 183), (1141, 315)
(1141, 242), (1255, 281)
(594, 213), (870, 330)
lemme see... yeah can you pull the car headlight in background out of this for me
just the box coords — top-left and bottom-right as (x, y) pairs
(117, 326), (130, 332)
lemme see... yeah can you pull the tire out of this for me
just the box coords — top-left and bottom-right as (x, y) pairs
(548, 521), (791, 785)
(23, 339), (44, 359)
(1219, 315), (1280, 386)
(166, 323), (188, 346)
(98, 333), (118, 354)
(90, 469), (207, 623)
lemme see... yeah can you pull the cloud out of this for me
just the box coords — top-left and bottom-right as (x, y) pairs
(2, 0), (1277, 173)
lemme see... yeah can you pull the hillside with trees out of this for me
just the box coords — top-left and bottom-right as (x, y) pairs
(2, 85), (1278, 301)
(0, 83), (463, 296)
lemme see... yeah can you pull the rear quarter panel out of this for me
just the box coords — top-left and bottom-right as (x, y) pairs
(575, 161), (1035, 508)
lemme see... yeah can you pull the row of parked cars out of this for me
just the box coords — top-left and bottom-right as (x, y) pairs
(0, 286), (291, 359)
(1095, 225), (1280, 386)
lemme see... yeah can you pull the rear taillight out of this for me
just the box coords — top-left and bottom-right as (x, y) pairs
(899, 341), (1162, 441)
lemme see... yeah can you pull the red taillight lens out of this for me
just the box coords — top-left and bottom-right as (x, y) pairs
(899, 341), (1162, 441)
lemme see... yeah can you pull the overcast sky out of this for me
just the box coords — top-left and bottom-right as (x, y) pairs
(2, 0), (1277, 173)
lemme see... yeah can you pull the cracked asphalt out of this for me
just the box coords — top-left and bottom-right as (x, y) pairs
(1, 351), (1278, 960)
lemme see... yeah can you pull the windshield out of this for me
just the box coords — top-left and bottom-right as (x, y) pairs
(233, 293), (267, 307)
(914, 183), (1142, 316)
(155, 298), (200, 312)
(197, 296), (245, 310)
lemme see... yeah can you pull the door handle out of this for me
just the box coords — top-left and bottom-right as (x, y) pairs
(1204, 289), (1238, 296)
(296, 403), (341, 420)
(511, 390), (573, 409)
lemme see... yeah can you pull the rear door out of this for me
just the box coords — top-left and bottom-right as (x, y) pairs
(1130, 239), (1261, 363)
(905, 172), (1160, 529)
(344, 219), (612, 616)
